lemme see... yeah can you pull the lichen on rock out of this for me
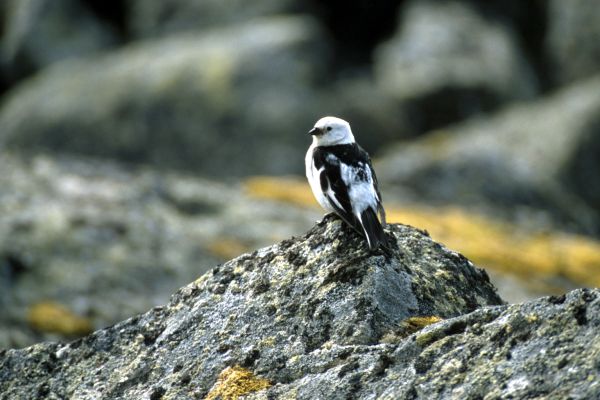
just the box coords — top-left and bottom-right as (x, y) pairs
(1, 217), (598, 399)
(205, 366), (271, 400)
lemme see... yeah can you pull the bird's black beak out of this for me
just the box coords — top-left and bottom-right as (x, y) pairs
(308, 127), (321, 136)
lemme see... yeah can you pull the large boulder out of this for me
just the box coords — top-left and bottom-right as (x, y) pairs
(0, 212), (505, 399)
(376, 74), (600, 235)
(1, 218), (598, 398)
(374, 0), (537, 132)
(0, 16), (328, 176)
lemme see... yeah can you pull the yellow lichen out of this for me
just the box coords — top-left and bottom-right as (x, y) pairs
(205, 366), (271, 400)
(381, 316), (443, 344)
(244, 176), (317, 208)
(194, 273), (211, 287)
(27, 301), (93, 336)
(403, 316), (443, 330)
(525, 313), (538, 323)
(207, 238), (251, 260)
(243, 177), (600, 291)
(260, 336), (276, 347)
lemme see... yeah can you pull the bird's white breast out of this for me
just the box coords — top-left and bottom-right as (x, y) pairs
(305, 144), (335, 212)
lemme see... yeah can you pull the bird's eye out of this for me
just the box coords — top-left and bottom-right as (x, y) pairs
(326, 126), (332, 131)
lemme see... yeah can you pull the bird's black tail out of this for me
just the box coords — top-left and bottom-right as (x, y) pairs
(360, 208), (390, 254)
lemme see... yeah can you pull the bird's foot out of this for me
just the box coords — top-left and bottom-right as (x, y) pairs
(316, 213), (339, 224)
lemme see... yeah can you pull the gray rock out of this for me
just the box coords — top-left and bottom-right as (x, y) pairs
(128, 0), (298, 38)
(0, 151), (318, 349)
(1, 220), (598, 399)
(376, 74), (600, 235)
(0, 0), (116, 84)
(0, 212), (505, 399)
(0, 16), (328, 176)
(265, 289), (600, 399)
(374, 0), (537, 131)
(546, 0), (600, 85)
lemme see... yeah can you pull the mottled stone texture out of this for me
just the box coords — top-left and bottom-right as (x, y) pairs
(1, 218), (597, 399)
(0, 152), (317, 349)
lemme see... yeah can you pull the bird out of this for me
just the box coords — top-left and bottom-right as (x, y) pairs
(305, 116), (389, 252)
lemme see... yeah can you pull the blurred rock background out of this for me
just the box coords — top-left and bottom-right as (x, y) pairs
(1, 0), (599, 349)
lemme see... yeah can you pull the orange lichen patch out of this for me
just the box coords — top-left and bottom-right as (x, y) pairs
(27, 301), (93, 336)
(204, 366), (271, 400)
(207, 238), (251, 260)
(244, 176), (317, 208)
(243, 176), (600, 289)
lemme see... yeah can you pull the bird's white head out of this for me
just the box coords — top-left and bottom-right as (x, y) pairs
(308, 116), (355, 146)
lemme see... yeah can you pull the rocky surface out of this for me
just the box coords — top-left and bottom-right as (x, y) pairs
(376, 74), (600, 236)
(246, 176), (600, 302)
(1, 217), (598, 399)
(4, 150), (599, 351)
(0, 151), (317, 349)
(2, 3), (600, 385)
(0, 213), (504, 399)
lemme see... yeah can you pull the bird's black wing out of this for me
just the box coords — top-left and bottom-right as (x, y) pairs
(312, 144), (366, 235)
(358, 144), (386, 225)
(350, 144), (389, 251)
